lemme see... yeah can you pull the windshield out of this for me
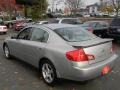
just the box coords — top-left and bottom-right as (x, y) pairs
(110, 18), (120, 26)
(62, 19), (82, 24)
(54, 27), (97, 42)
(82, 22), (97, 27)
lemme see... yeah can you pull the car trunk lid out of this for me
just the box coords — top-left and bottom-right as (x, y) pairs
(67, 38), (113, 64)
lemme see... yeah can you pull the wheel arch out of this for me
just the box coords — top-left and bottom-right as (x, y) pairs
(3, 42), (7, 49)
(38, 57), (61, 78)
(39, 57), (55, 70)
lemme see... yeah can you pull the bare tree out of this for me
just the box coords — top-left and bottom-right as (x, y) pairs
(111, 0), (120, 16)
(65, 0), (83, 15)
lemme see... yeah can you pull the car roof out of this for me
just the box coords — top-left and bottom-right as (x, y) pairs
(42, 24), (77, 30)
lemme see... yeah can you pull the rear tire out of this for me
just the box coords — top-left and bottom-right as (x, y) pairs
(3, 44), (11, 59)
(40, 60), (57, 86)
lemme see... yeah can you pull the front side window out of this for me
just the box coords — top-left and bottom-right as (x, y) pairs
(30, 28), (49, 43)
(17, 28), (32, 40)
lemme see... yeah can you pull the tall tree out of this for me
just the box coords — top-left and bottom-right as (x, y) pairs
(16, 0), (48, 19)
(16, 0), (37, 5)
(65, 0), (83, 15)
(111, 0), (120, 16)
(100, 1), (114, 15)
(16, 0), (37, 17)
(31, 0), (48, 20)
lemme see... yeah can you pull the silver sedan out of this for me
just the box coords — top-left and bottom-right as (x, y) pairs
(3, 24), (118, 85)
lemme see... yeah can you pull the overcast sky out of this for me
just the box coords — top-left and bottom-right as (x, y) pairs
(84, 0), (99, 5)
(48, 0), (100, 10)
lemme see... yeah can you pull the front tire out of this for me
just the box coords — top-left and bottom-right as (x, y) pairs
(3, 44), (11, 59)
(41, 60), (57, 85)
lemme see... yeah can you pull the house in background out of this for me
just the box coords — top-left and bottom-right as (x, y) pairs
(86, 3), (100, 15)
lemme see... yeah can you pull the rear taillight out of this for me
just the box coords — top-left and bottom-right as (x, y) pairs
(66, 49), (95, 62)
(87, 28), (94, 33)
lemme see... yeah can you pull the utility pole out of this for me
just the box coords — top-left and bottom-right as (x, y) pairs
(8, 0), (12, 20)
(51, 0), (55, 13)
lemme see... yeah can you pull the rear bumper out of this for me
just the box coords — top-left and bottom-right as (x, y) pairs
(68, 54), (118, 81)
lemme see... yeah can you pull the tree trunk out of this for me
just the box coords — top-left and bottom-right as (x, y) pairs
(24, 5), (28, 17)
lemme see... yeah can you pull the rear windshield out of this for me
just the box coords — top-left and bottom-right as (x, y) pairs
(54, 27), (97, 42)
(110, 18), (120, 26)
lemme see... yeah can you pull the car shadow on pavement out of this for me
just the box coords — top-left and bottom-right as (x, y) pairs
(2, 54), (97, 85)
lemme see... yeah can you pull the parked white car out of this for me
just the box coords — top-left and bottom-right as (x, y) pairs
(0, 25), (8, 34)
(83, 14), (90, 17)
(37, 21), (48, 24)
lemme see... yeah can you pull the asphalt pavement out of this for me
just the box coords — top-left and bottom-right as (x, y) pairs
(0, 32), (120, 90)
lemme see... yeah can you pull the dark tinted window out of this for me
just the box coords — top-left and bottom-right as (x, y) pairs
(83, 22), (97, 27)
(61, 19), (82, 24)
(54, 27), (97, 42)
(110, 18), (120, 26)
(17, 28), (32, 40)
(96, 22), (108, 28)
(30, 28), (49, 43)
(48, 19), (59, 23)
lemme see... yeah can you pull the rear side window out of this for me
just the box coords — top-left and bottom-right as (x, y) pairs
(110, 18), (120, 26)
(54, 27), (97, 42)
(30, 28), (49, 43)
